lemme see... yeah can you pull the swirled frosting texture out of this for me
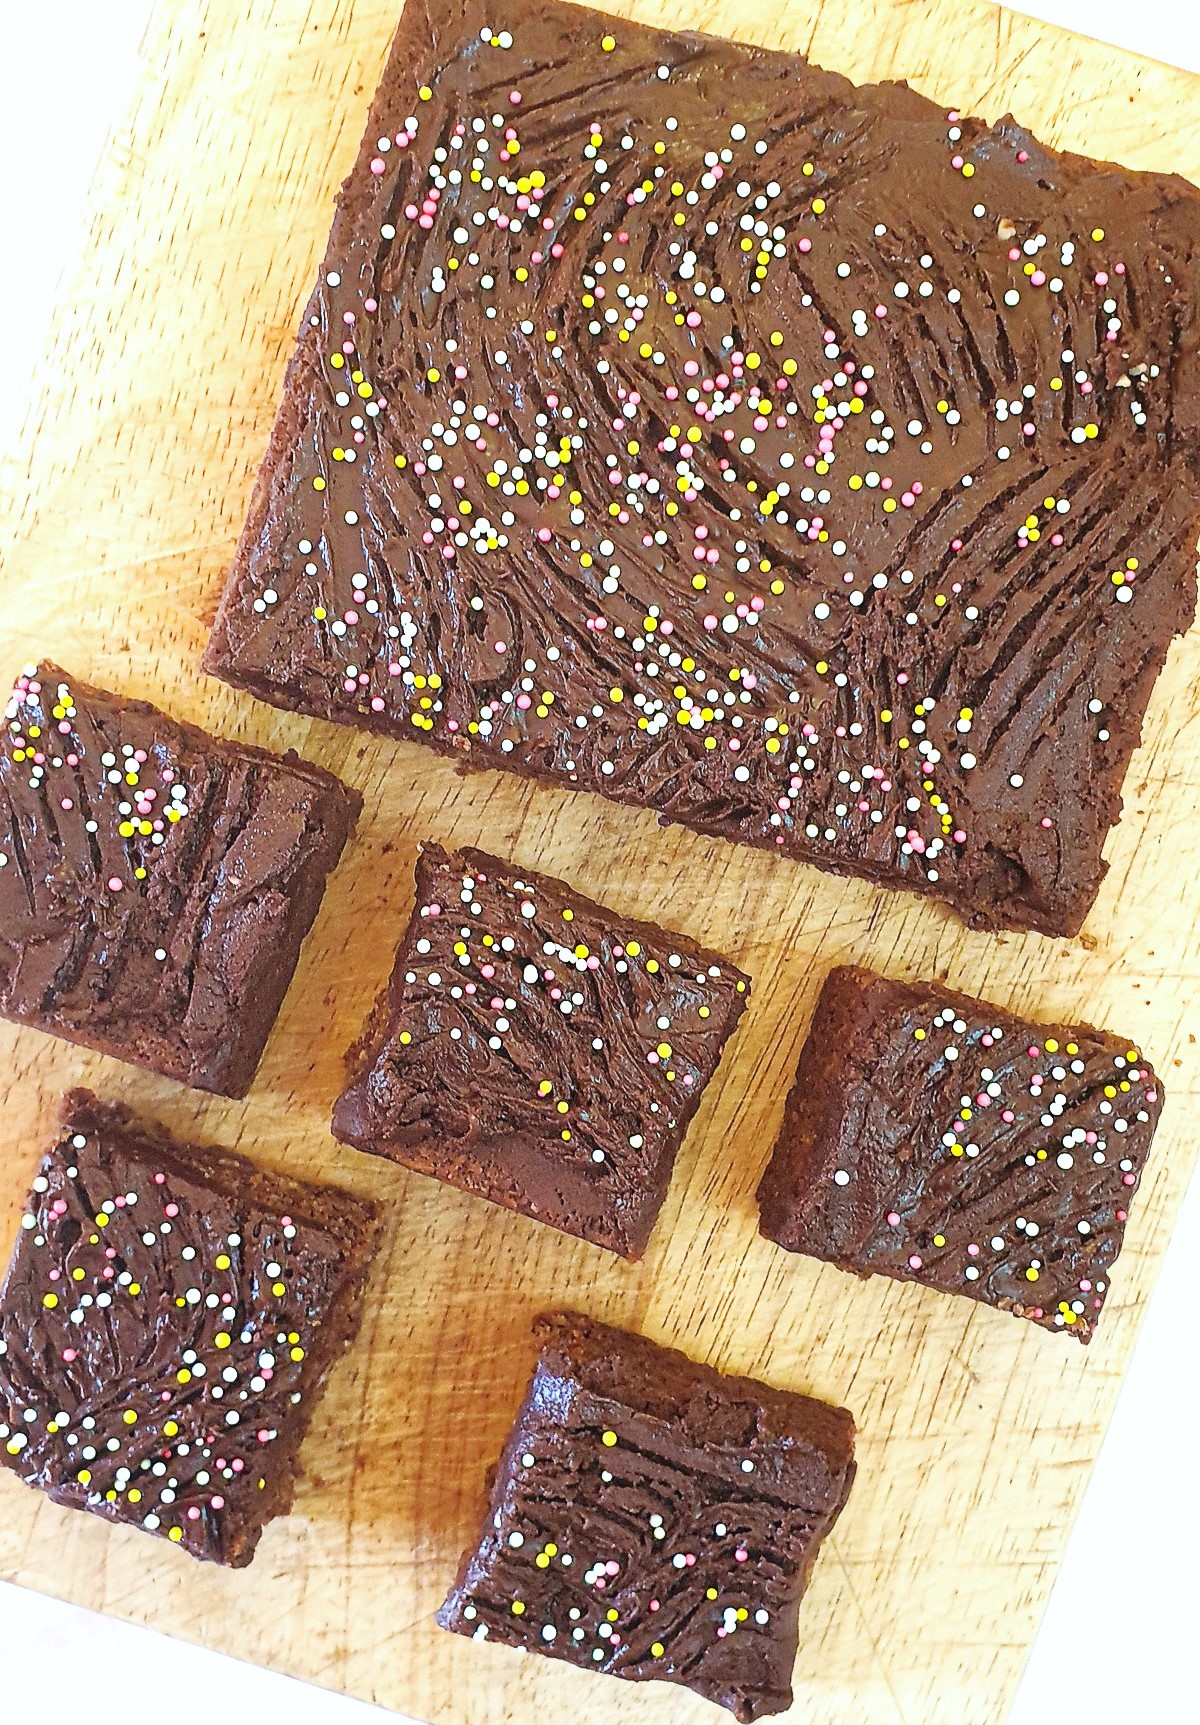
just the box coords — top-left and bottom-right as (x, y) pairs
(0, 1090), (379, 1565)
(332, 844), (750, 1256)
(438, 1311), (856, 1721)
(757, 966), (1164, 1341)
(0, 662), (359, 1095)
(205, 0), (1200, 936)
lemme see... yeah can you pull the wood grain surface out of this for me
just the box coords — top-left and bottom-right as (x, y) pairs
(1, 2), (1198, 1722)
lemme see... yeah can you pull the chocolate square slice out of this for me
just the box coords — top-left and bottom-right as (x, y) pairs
(331, 844), (749, 1257)
(0, 1089), (380, 1565)
(0, 661), (360, 1096)
(757, 965), (1163, 1341)
(203, 0), (1200, 936)
(438, 1311), (856, 1722)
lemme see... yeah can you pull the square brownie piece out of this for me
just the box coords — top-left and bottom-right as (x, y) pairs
(203, 0), (1200, 936)
(332, 844), (749, 1256)
(757, 965), (1163, 1341)
(0, 1089), (380, 1566)
(438, 1311), (856, 1722)
(0, 661), (360, 1095)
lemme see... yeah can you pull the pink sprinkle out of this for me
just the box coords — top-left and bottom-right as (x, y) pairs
(798, 238), (812, 253)
(887, 1212), (901, 1226)
(187, 1507), (201, 1521)
(370, 157), (385, 175)
(509, 89), (522, 105)
(62, 1348), (77, 1362)
(165, 1203), (179, 1218)
(211, 1496), (225, 1510)
(494, 641), (507, 654)
(60, 798), (73, 811)
(1123, 1174), (1137, 1187)
(107, 876), (123, 892)
(1040, 817), (1053, 828)
(734, 1548), (748, 1563)
(909, 1255), (923, 1270)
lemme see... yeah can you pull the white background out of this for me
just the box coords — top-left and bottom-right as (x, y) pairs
(1, 2), (1197, 1719)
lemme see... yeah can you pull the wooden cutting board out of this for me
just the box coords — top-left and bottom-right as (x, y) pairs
(1, 1), (1197, 1721)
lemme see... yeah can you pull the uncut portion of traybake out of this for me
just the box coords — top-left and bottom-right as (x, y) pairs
(438, 1310), (856, 1722)
(0, 1089), (380, 1566)
(0, 661), (359, 1096)
(204, 0), (1200, 937)
(756, 965), (1164, 1342)
(332, 843), (750, 1257)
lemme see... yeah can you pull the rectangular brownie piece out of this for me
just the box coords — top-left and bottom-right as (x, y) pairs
(757, 965), (1163, 1341)
(331, 843), (749, 1257)
(438, 1310), (856, 1722)
(203, 0), (1200, 936)
(0, 661), (360, 1096)
(0, 1089), (380, 1565)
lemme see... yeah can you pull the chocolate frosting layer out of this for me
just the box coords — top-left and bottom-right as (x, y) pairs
(206, 0), (1200, 935)
(0, 1090), (379, 1565)
(0, 662), (359, 1095)
(438, 1310), (856, 1721)
(757, 965), (1164, 1341)
(333, 843), (750, 1256)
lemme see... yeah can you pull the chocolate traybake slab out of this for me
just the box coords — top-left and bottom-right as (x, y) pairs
(0, 662), (359, 1096)
(438, 1311), (856, 1721)
(205, 0), (1200, 936)
(6, 0), (1200, 1720)
(757, 965), (1164, 1342)
(332, 843), (750, 1256)
(0, 1089), (380, 1565)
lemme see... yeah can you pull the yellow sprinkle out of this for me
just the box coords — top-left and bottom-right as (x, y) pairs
(122, 1409), (137, 1425)
(418, 85), (432, 100)
(215, 1332), (231, 1350)
(625, 941), (640, 958)
(962, 162), (975, 178)
(933, 1234), (946, 1248)
(272, 1282), (287, 1298)
(77, 1469), (92, 1485)
(330, 353), (344, 369)
(312, 477), (325, 491)
(168, 1526), (184, 1542)
(812, 197), (826, 214)
(651, 1641), (665, 1657)
(128, 1283), (141, 1296)
(1026, 1268), (1039, 1282)
(399, 1030), (412, 1045)
(164, 1421), (179, 1438)
(602, 1430), (618, 1447)
(290, 1346), (305, 1362)
(1091, 227), (1105, 241)
(601, 34), (616, 50)
(42, 1292), (58, 1309)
